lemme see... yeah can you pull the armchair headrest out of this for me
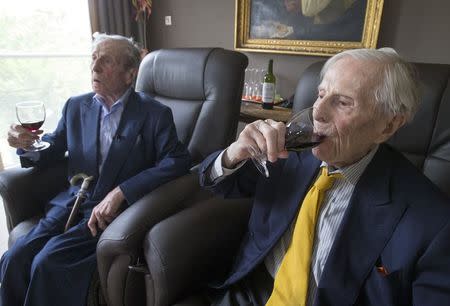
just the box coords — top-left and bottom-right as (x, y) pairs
(137, 48), (234, 100)
(135, 47), (248, 165)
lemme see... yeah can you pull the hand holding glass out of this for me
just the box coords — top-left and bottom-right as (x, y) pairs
(15, 101), (50, 151)
(249, 107), (323, 177)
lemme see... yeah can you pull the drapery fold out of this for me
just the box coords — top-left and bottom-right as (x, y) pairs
(88, 0), (148, 49)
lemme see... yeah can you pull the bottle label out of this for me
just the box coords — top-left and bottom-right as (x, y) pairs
(262, 83), (275, 103)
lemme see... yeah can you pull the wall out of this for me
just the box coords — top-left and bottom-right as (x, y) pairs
(148, 0), (450, 98)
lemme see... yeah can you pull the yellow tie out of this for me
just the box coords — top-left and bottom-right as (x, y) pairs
(266, 167), (340, 306)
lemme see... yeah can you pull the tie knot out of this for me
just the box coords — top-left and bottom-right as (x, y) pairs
(314, 167), (340, 191)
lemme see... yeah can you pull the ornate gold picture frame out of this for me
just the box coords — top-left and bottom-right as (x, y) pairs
(234, 0), (384, 57)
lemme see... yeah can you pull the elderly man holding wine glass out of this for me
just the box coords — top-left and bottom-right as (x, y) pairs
(196, 48), (450, 306)
(1, 33), (191, 306)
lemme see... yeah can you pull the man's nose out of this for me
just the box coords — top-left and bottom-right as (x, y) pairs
(313, 98), (329, 122)
(91, 60), (101, 72)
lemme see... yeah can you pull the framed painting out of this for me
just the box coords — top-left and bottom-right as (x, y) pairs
(234, 0), (384, 56)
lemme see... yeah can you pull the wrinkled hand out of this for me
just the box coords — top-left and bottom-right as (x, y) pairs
(88, 186), (125, 237)
(7, 123), (42, 149)
(223, 119), (288, 168)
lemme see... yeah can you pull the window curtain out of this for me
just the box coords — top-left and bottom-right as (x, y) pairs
(88, 0), (148, 49)
(0, 153), (3, 171)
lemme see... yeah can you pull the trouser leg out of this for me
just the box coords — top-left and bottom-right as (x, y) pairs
(174, 294), (211, 306)
(0, 206), (68, 306)
(24, 219), (98, 306)
(208, 263), (274, 306)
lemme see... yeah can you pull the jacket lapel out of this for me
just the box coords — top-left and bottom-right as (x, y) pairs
(315, 146), (407, 305)
(81, 98), (101, 177)
(93, 91), (145, 197)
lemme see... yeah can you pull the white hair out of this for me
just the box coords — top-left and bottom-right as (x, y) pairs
(92, 32), (142, 70)
(321, 47), (421, 122)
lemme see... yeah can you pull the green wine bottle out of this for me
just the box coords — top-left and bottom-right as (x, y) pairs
(262, 59), (276, 109)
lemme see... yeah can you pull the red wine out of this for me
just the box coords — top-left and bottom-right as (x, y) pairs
(285, 123), (324, 151)
(21, 120), (44, 132)
(286, 139), (323, 151)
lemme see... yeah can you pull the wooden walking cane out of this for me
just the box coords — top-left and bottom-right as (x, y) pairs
(64, 173), (94, 232)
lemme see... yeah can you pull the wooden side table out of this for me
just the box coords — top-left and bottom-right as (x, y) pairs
(239, 101), (292, 123)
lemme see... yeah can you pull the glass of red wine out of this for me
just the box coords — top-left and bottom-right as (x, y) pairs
(250, 106), (323, 177)
(15, 101), (50, 151)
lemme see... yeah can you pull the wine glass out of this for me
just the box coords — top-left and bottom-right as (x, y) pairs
(243, 68), (251, 100)
(15, 101), (51, 151)
(249, 106), (323, 177)
(254, 68), (264, 102)
(245, 68), (256, 100)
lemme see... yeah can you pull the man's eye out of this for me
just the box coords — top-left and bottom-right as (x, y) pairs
(338, 99), (354, 108)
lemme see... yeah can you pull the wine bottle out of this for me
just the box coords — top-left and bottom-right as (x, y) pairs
(262, 59), (276, 109)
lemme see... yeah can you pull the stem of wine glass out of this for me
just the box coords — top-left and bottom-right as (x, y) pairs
(248, 145), (270, 178)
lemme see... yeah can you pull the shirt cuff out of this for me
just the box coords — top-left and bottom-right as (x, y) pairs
(209, 149), (246, 182)
(17, 149), (40, 162)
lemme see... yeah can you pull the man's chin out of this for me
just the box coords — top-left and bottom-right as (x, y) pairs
(312, 146), (320, 156)
(92, 87), (104, 96)
(312, 145), (328, 161)
(92, 83), (102, 92)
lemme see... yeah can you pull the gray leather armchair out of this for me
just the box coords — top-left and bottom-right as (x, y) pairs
(97, 47), (248, 306)
(143, 61), (450, 306)
(0, 47), (248, 306)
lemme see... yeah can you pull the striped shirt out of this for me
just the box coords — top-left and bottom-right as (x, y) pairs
(93, 88), (131, 172)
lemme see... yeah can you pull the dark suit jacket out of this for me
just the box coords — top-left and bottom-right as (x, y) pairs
(30, 90), (191, 213)
(200, 144), (450, 305)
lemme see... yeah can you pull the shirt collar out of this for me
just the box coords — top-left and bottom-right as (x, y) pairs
(93, 88), (132, 113)
(320, 145), (379, 185)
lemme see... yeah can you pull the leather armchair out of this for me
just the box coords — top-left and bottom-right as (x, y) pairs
(144, 61), (450, 306)
(97, 47), (248, 306)
(0, 47), (248, 306)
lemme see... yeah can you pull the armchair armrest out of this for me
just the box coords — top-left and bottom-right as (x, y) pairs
(0, 159), (68, 231)
(96, 172), (212, 306)
(144, 196), (252, 306)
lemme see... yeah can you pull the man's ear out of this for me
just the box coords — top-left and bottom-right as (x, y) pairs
(377, 115), (406, 143)
(126, 68), (138, 86)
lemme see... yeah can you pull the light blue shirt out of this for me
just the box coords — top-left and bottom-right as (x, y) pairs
(93, 88), (131, 172)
